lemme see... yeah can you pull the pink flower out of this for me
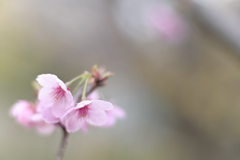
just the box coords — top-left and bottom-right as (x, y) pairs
(105, 105), (126, 127)
(10, 100), (55, 135)
(10, 100), (35, 127)
(36, 74), (73, 121)
(62, 100), (113, 132)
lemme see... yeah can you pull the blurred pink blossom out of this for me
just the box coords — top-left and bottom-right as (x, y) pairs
(87, 91), (100, 100)
(105, 105), (126, 127)
(146, 5), (187, 43)
(10, 100), (35, 127)
(10, 100), (55, 135)
(31, 113), (55, 135)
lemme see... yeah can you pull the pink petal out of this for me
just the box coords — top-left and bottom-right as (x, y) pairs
(31, 113), (43, 122)
(36, 74), (59, 88)
(36, 102), (45, 112)
(105, 106), (126, 127)
(42, 107), (59, 123)
(147, 6), (187, 43)
(56, 78), (68, 92)
(10, 101), (35, 127)
(10, 100), (30, 117)
(88, 100), (113, 111)
(38, 87), (54, 107)
(105, 115), (115, 127)
(88, 110), (107, 126)
(17, 109), (34, 127)
(112, 106), (126, 118)
(52, 96), (70, 118)
(65, 90), (74, 106)
(62, 109), (82, 132)
(75, 100), (92, 109)
(87, 91), (100, 100)
(62, 107), (76, 118)
(81, 120), (88, 132)
(36, 123), (55, 135)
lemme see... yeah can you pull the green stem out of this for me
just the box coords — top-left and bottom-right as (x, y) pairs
(81, 75), (91, 100)
(66, 74), (85, 87)
(72, 77), (85, 94)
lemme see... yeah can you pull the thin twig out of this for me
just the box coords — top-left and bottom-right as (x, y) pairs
(56, 123), (69, 160)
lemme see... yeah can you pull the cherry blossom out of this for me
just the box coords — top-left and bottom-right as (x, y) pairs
(36, 74), (73, 120)
(10, 100), (35, 127)
(10, 100), (55, 135)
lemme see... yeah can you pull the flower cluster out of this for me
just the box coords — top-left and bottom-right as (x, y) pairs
(10, 66), (125, 134)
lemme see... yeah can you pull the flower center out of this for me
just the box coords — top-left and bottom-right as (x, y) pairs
(51, 86), (65, 100)
(78, 106), (89, 118)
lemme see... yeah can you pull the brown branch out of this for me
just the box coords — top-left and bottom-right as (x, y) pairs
(56, 123), (69, 160)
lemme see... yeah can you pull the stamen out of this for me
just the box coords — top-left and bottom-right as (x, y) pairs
(50, 86), (65, 100)
(78, 106), (89, 118)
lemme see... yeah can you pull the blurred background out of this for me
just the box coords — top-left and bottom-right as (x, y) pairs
(2, 0), (240, 159)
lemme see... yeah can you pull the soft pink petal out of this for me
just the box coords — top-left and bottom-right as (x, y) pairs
(81, 120), (88, 132)
(10, 101), (35, 127)
(88, 100), (113, 111)
(36, 74), (59, 87)
(31, 113), (43, 122)
(63, 109), (82, 132)
(56, 78), (68, 92)
(52, 96), (70, 118)
(38, 87), (54, 107)
(17, 108), (34, 127)
(147, 6), (187, 43)
(62, 107), (76, 118)
(31, 112), (56, 135)
(36, 102), (45, 112)
(42, 107), (59, 123)
(36, 123), (55, 135)
(10, 101), (30, 117)
(75, 100), (92, 109)
(65, 90), (74, 106)
(105, 115), (115, 127)
(87, 91), (100, 100)
(105, 106), (126, 127)
(111, 106), (126, 118)
(88, 110), (107, 126)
